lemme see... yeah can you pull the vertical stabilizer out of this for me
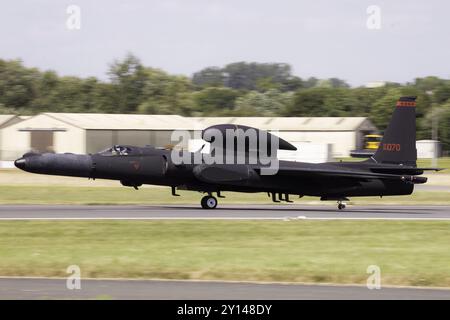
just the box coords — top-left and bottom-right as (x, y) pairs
(371, 96), (417, 166)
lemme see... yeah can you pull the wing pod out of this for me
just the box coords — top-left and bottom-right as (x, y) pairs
(193, 164), (255, 183)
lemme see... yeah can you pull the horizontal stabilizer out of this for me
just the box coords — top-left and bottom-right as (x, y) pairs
(369, 166), (444, 175)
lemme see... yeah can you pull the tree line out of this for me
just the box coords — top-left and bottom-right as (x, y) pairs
(0, 54), (449, 150)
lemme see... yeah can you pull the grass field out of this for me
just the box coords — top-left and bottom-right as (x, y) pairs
(0, 185), (448, 205)
(417, 157), (450, 170)
(0, 220), (448, 287)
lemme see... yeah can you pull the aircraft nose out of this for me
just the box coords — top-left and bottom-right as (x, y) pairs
(14, 158), (26, 170)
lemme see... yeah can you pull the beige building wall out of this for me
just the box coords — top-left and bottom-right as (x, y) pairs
(1, 113), (375, 160)
(53, 128), (86, 154)
(0, 115), (24, 160)
(1, 128), (30, 160)
(274, 131), (356, 157)
(1, 114), (84, 160)
(85, 130), (114, 154)
(85, 130), (182, 154)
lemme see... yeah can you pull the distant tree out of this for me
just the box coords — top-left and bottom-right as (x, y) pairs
(32, 76), (102, 113)
(322, 88), (359, 116)
(108, 53), (147, 113)
(192, 62), (295, 91)
(420, 101), (450, 150)
(279, 76), (303, 92)
(303, 77), (319, 88)
(138, 69), (194, 115)
(348, 87), (388, 116)
(0, 59), (38, 110)
(413, 76), (446, 92)
(255, 77), (281, 92)
(192, 67), (225, 87)
(0, 103), (15, 114)
(316, 78), (350, 89)
(437, 102), (450, 151)
(233, 89), (293, 116)
(223, 62), (293, 90)
(431, 83), (450, 104)
(328, 78), (350, 88)
(0, 55), (449, 151)
(283, 88), (329, 116)
(192, 87), (240, 114)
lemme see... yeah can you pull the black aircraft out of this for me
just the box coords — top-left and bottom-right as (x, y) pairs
(14, 96), (441, 210)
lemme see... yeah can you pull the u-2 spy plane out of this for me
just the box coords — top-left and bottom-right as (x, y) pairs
(15, 96), (441, 210)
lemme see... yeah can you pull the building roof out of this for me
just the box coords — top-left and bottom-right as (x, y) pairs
(191, 117), (371, 131)
(0, 115), (17, 125)
(43, 113), (203, 130)
(10, 113), (374, 132)
(0, 115), (20, 128)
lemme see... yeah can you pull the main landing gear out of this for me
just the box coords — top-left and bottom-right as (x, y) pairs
(201, 194), (218, 209)
(320, 196), (349, 210)
(337, 200), (347, 210)
(171, 187), (220, 209)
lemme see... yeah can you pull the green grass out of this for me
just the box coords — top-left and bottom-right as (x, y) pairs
(417, 157), (450, 170)
(0, 220), (449, 287)
(0, 185), (448, 205)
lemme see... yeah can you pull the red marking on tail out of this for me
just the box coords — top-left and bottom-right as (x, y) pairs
(396, 101), (416, 107)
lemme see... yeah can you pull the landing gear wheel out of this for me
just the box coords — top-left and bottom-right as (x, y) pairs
(201, 195), (218, 209)
(337, 202), (346, 210)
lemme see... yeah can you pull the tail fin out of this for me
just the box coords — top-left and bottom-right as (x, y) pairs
(371, 96), (417, 166)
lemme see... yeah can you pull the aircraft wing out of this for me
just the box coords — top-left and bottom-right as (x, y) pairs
(257, 166), (427, 183)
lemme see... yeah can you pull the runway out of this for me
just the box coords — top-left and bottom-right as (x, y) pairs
(0, 278), (448, 300)
(1, 206), (449, 300)
(0, 204), (449, 220)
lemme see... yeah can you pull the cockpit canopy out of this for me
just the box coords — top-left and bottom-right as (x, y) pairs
(97, 144), (165, 156)
(98, 145), (133, 156)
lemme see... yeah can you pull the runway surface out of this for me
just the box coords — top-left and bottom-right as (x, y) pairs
(0, 204), (449, 220)
(0, 278), (448, 300)
(1, 206), (449, 300)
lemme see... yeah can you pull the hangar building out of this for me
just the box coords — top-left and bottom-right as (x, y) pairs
(1, 113), (377, 160)
(0, 115), (23, 160)
(0, 113), (201, 160)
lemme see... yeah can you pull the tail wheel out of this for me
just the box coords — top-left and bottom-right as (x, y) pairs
(201, 195), (218, 209)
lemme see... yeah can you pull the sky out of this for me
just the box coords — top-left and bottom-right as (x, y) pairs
(0, 0), (449, 86)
